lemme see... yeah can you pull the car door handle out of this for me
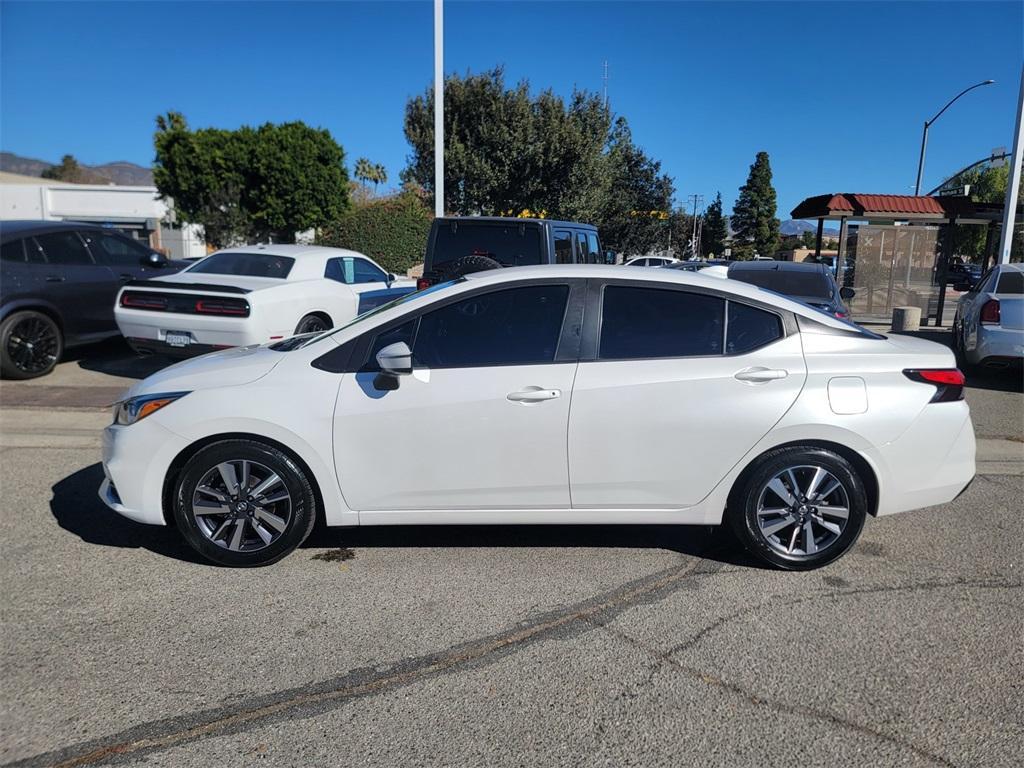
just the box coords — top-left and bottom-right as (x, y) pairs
(507, 387), (561, 403)
(734, 367), (788, 383)
(45, 275), (65, 283)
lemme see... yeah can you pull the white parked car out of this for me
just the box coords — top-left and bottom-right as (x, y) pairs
(114, 245), (414, 356)
(624, 256), (679, 267)
(100, 265), (975, 569)
(952, 263), (1024, 369)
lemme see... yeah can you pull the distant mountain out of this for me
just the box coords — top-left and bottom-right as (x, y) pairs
(780, 219), (839, 237)
(0, 151), (153, 186)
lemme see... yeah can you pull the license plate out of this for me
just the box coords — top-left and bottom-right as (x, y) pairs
(165, 331), (191, 347)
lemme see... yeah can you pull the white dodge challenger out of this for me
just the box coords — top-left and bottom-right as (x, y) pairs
(114, 244), (414, 356)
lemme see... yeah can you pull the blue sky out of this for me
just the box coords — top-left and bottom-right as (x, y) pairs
(2, 1), (1021, 218)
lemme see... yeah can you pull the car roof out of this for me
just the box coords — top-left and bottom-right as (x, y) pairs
(457, 264), (854, 329)
(0, 219), (114, 239)
(194, 244), (375, 281)
(727, 260), (827, 273)
(434, 216), (597, 230)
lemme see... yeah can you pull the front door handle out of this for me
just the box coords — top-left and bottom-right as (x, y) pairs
(507, 387), (561, 403)
(734, 367), (788, 383)
(45, 275), (65, 283)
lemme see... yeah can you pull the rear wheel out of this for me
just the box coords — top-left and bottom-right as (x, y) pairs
(432, 254), (503, 282)
(173, 440), (317, 567)
(728, 446), (867, 570)
(295, 313), (331, 335)
(0, 310), (63, 379)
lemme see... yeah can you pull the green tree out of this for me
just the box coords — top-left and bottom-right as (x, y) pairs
(354, 157), (388, 195)
(153, 112), (349, 248)
(319, 186), (433, 275)
(732, 151), (780, 259)
(700, 192), (728, 257)
(40, 154), (97, 183)
(944, 162), (1024, 261)
(402, 68), (672, 254)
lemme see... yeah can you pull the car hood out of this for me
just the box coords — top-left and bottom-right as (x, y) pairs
(123, 344), (286, 401)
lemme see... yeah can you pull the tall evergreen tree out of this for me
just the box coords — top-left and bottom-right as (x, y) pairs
(700, 191), (728, 257)
(732, 152), (779, 259)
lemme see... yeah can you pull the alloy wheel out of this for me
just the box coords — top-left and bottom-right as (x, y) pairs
(755, 465), (851, 557)
(6, 316), (59, 375)
(191, 459), (292, 552)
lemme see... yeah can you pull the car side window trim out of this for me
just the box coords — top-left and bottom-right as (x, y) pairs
(579, 278), (795, 363)
(312, 278), (587, 374)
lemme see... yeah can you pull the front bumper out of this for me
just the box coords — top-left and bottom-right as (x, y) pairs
(99, 417), (189, 525)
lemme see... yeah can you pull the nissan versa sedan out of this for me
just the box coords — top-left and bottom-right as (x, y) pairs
(99, 266), (976, 569)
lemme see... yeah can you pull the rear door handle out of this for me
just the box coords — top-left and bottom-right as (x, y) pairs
(734, 367), (788, 383)
(45, 275), (65, 283)
(507, 387), (561, 403)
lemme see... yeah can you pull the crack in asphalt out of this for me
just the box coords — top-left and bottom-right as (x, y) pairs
(4, 549), (726, 768)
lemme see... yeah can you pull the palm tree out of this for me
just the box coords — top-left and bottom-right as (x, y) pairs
(354, 158), (387, 196)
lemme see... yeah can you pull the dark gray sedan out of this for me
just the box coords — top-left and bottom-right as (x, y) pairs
(726, 260), (855, 319)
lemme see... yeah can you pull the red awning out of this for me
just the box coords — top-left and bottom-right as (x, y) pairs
(791, 193), (974, 220)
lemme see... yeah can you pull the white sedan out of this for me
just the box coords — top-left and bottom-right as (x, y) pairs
(114, 245), (414, 356)
(100, 265), (975, 569)
(952, 262), (1023, 369)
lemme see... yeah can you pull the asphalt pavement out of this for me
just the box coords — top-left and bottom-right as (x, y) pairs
(1, 334), (1021, 768)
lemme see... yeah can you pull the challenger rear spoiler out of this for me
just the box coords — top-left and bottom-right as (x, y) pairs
(124, 279), (252, 294)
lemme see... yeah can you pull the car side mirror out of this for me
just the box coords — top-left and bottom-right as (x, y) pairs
(376, 341), (412, 376)
(839, 286), (856, 300)
(386, 272), (397, 286)
(144, 251), (167, 268)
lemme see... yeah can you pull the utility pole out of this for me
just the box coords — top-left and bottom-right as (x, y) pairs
(602, 60), (609, 111)
(685, 194), (703, 257)
(998, 64), (1023, 264)
(433, 0), (444, 218)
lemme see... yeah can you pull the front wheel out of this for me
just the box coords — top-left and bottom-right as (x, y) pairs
(172, 440), (318, 567)
(728, 447), (868, 570)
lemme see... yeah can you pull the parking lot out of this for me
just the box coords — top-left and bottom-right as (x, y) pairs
(1, 332), (1022, 768)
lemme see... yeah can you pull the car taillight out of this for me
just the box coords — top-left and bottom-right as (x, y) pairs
(195, 298), (249, 317)
(416, 277), (433, 291)
(980, 299), (1000, 325)
(834, 311), (848, 319)
(903, 368), (965, 402)
(120, 292), (167, 310)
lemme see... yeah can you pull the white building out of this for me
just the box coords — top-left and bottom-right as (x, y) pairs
(0, 171), (205, 260)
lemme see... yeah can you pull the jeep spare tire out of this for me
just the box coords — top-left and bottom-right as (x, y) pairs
(433, 254), (503, 281)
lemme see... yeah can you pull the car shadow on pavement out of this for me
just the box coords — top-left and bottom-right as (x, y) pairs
(51, 464), (761, 569)
(71, 338), (175, 380)
(51, 463), (208, 565)
(303, 521), (763, 569)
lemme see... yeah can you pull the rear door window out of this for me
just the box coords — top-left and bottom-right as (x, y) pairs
(599, 286), (725, 359)
(33, 231), (95, 266)
(995, 271), (1024, 295)
(554, 230), (574, 264)
(726, 302), (783, 354)
(1, 240), (26, 263)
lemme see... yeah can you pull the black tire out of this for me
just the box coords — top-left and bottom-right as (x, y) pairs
(0, 310), (63, 380)
(432, 254), (504, 282)
(295, 313), (331, 335)
(172, 440), (318, 567)
(727, 446), (868, 570)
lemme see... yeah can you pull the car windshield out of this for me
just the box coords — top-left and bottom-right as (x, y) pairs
(730, 268), (832, 299)
(268, 280), (461, 351)
(188, 252), (295, 279)
(432, 222), (543, 267)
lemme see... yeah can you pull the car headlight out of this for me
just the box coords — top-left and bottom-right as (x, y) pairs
(112, 392), (190, 426)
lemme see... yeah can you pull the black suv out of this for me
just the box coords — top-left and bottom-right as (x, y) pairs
(418, 217), (606, 288)
(1, 220), (187, 379)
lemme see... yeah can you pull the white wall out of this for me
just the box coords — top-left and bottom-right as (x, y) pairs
(0, 180), (168, 224)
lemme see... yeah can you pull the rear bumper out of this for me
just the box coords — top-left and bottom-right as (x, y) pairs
(126, 337), (227, 359)
(876, 402), (976, 516)
(115, 308), (266, 350)
(968, 326), (1024, 364)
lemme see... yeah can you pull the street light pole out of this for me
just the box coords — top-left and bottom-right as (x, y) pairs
(998, 64), (1023, 265)
(433, 0), (444, 218)
(914, 79), (995, 196)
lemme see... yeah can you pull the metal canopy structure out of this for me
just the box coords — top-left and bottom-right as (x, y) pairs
(790, 193), (1023, 325)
